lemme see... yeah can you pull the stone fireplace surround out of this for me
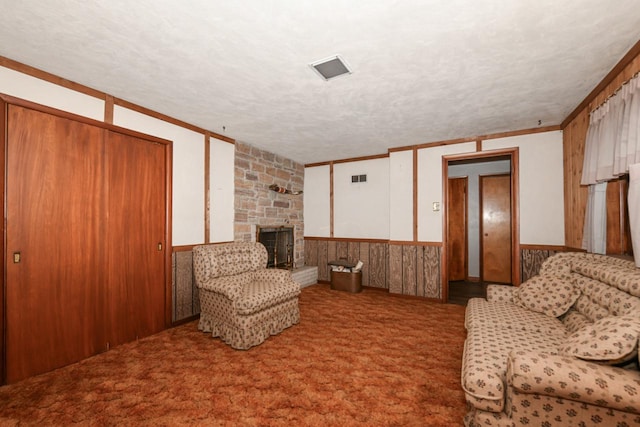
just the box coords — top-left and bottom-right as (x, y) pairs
(234, 141), (305, 268)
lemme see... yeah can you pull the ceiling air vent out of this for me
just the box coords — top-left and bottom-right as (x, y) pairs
(310, 55), (352, 81)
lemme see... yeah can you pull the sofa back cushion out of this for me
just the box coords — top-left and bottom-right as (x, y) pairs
(515, 273), (580, 317)
(558, 315), (640, 365)
(540, 252), (640, 329)
(193, 242), (268, 283)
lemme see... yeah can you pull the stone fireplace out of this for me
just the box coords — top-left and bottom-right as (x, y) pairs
(234, 141), (304, 268)
(257, 226), (294, 269)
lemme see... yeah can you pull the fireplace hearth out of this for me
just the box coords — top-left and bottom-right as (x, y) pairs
(256, 226), (294, 270)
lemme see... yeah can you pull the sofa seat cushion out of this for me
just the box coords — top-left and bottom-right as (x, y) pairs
(462, 324), (565, 413)
(560, 308), (593, 333)
(235, 279), (300, 315)
(465, 298), (567, 336)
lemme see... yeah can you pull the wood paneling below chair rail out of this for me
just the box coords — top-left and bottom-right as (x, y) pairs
(304, 238), (441, 299)
(305, 239), (574, 298)
(520, 248), (562, 282)
(304, 239), (388, 288)
(172, 250), (200, 323)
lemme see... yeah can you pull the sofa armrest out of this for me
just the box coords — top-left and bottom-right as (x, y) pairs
(486, 284), (517, 303)
(507, 350), (640, 415)
(196, 275), (245, 301)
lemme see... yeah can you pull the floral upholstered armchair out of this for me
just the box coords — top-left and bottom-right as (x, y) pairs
(193, 242), (300, 350)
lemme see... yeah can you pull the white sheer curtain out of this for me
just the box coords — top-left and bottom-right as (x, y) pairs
(581, 73), (640, 257)
(581, 182), (608, 254)
(582, 73), (640, 185)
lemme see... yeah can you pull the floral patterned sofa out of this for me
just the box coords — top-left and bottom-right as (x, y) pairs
(462, 252), (640, 426)
(193, 242), (300, 350)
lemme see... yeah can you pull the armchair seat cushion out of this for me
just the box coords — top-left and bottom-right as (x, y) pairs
(236, 279), (301, 315)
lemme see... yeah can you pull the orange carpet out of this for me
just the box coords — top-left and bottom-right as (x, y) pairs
(0, 284), (468, 426)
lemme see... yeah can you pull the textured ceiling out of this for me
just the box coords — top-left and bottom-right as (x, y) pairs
(1, 1), (639, 164)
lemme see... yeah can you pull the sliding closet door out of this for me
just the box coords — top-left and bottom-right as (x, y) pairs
(106, 131), (167, 346)
(5, 106), (107, 383)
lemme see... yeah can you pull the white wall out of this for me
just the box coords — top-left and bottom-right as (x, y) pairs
(3, 63), (565, 251)
(389, 150), (414, 241)
(304, 165), (331, 237)
(417, 142), (477, 242)
(210, 137), (235, 243)
(0, 66), (104, 120)
(304, 132), (564, 248)
(333, 158), (389, 239)
(483, 131), (564, 245)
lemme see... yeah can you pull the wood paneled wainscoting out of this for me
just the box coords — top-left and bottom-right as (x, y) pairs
(172, 246), (201, 323)
(520, 246), (564, 282)
(172, 239), (570, 312)
(304, 238), (442, 300)
(304, 239), (388, 287)
(305, 238), (568, 302)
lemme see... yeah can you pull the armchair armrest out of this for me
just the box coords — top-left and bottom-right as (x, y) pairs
(196, 275), (246, 301)
(507, 350), (640, 415)
(486, 284), (517, 303)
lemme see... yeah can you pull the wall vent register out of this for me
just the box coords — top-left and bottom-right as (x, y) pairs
(351, 174), (367, 183)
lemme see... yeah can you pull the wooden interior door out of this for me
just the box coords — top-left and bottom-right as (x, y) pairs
(107, 131), (167, 346)
(480, 174), (512, 284)
(5, 105), (107, 383)
(447, 177), (468, 281)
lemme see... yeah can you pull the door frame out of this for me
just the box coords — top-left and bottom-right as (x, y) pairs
(441, 148), (520, 303)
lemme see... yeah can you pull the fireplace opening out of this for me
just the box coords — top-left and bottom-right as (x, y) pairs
(256, 226), (294, 270)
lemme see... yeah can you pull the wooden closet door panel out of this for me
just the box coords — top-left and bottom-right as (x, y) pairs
(107, 131), (166, 345)
(5, 106), (106, 383)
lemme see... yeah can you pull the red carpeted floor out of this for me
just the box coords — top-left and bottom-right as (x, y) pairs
(0, 284), (468, 426)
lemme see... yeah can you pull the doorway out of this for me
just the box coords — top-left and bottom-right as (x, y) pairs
(443, 149), (519, 303)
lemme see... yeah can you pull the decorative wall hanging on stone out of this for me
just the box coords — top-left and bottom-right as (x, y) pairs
(269, 184), (303, 195)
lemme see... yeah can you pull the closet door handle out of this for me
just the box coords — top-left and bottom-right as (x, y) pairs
(13, 252), (21, 263)
(157, 243), (162, 251)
